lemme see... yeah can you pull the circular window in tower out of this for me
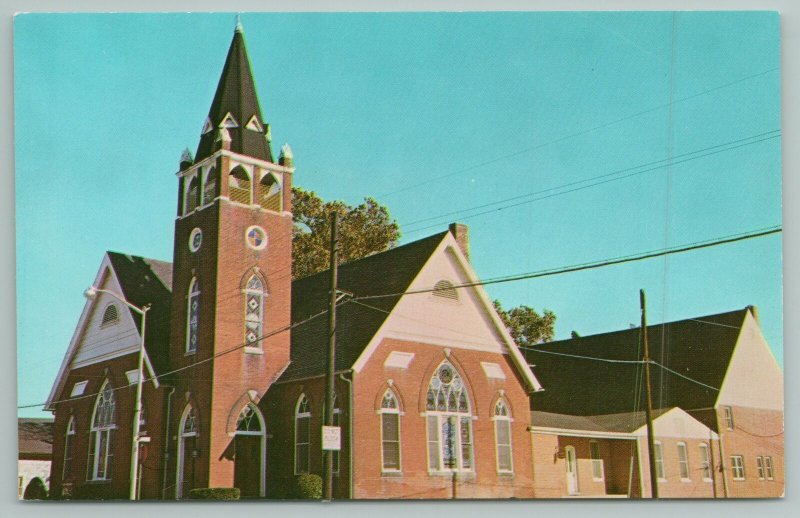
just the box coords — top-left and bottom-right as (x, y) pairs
(245, 225), (268, 250)
(189, 227), (203, 252)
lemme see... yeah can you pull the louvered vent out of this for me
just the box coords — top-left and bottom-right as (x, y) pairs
(101, 304), (119, 326)
(432, 280), (458, 301)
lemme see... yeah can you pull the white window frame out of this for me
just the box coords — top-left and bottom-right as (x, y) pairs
(731, 455), (745, 480)
(756, 456), (765, 480)
(176, 404), (198, 499)
(589, 440), (603, 481)
(379, 389), (402, 473)
(233, 404), (267, 497)
(493, 399), (514, 474)
(764, 456), (774, 480)
(87, 380), (116, 481)
(677, 442), (690, 481)
(186, 277), (200, 354)
(424, 361), (474, 474)
(654, 441), (666, 481)
(62, 416), (76, 483)
(294, 394), (311, 475)
(699, 443), (712, 482)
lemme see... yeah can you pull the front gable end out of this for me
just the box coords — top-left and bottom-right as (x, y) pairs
(46, 254), (142, 409)
(634, 408), (719, 440)
(352, 233), (541, 392)
(717, 310), (784, 411)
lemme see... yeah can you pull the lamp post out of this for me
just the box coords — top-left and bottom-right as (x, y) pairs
(84, 286), (150, 501)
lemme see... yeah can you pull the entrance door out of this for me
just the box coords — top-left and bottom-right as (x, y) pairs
(565, 446), (579, 495)
(234, 435), (262, 498)
(179, 436), (196, 498)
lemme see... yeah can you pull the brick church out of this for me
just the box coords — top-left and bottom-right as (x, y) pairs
(44, 23), (544, 500)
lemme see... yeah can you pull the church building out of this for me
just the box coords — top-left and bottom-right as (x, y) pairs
(44, 23), (543, 500)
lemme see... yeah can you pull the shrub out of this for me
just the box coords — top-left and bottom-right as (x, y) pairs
(294, 473), (322, 500)
(23, 477), (48, 500)
(71, 483), (124, 500)
(188, 488), (241, 500)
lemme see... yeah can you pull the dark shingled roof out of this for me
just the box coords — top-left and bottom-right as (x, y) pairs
(532, 408), (671, 434)
(525, 309), (749, 419)
(195, 27), (273, 163)
(279, 232), (449, 382)
(107, 252), (173, 375)
(18, 418), (54, 457)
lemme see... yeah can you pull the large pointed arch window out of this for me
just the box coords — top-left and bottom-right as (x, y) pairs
(87, 381), (116, 480)
(229, 166), (251, 205)
(380, 389), (401, 471)
(244, 275), (264, 348)
(259, 173), (282, 212)
(294, 395), (311, 474)
(493, 399), (513, 473)
(186, 278), (200, 354)
(425, 361), (473, 472)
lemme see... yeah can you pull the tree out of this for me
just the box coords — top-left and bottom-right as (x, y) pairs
(493, 300), (556, 346)
(292, 188), (401, 279)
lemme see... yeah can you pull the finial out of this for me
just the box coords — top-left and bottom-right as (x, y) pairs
(280, 143), (293, 160)
(180, 148), (194, 164)
(264, 123), (272, 142)
(235, 13), (243, 33)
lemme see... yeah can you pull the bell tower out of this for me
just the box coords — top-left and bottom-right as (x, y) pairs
(167, 21), (294, 498)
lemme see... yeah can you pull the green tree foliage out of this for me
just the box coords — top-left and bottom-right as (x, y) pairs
(493, 300), (556, 346)
(292, 187), (401, 279)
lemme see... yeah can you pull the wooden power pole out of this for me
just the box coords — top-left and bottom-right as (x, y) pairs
(323, 213), (339, 501)
(640, 289), (659, 498)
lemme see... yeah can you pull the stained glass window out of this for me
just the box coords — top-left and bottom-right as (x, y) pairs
(244, 275), (264, 346)
(187, 278), (200, 353)
(88, 381), (115, 481)
(425, 361), (473, 472)
(246, 226), (267, 250)
(182, 406), (197, 435)
(494, 399), (513, 472)
(295, 395), (310, 474)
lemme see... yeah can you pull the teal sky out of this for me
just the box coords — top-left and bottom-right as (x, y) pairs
(15, 12), (781, 418)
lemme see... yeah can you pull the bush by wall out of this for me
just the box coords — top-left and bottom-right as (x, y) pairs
(294, 473), (322, 499)
(188, 488), (241, 500)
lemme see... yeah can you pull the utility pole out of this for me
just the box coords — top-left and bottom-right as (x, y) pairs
(323, 213), (339, 501)
(640, 289), (659, 499)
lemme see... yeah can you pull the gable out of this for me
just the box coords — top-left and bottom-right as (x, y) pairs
(633, 407), (718, 440)
(717, 310), (783, 410)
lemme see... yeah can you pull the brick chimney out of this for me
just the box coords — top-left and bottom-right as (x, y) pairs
(449, 223), (470, 261)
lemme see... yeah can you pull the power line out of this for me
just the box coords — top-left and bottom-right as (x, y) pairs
(403, 132), (780, 235)
(378, 67), (779, 199)
(350, 225), (781, 302)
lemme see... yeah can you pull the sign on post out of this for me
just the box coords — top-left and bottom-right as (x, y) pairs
(322, 426), (341, 451)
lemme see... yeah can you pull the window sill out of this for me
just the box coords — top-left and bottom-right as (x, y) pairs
(185, 350), (196, 357)
(733, 478), (746, 481)
(702, 478), (713, 483)
(592, 478), (605, 482)
(244, 346), (263, 355)
(497, 471), (515, 478)
(381, 471), (403, 477)
(428, 471), (475, 480)
(84, 479), (112, 485)
(680, 478), (692, 483)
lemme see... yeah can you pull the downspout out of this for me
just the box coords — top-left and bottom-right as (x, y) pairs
(715, 409), (729, 498)
(339, 371), (354, 499)
(161, 386), (176, 500)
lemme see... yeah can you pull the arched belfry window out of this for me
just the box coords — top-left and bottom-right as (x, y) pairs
(244, 275), (264, 347)
(186, 278), (200, 354)
(229, 166), (251, 205)
(425, 361), (473, 472)
(259, 173), (282, 212)
(185, 176), (200, 213)
(380, 389), (401, 471)
(87, 381), (116, 480)
(294, 395), (311, 474)
(202, 167), (217, 206)
(493, 399), (513, 472)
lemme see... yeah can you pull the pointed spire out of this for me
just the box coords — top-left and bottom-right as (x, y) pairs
(194, 24), (273, 163)
(235, 13), (244, 34)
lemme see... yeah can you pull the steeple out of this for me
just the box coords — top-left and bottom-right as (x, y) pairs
(195, 21), (273, 163)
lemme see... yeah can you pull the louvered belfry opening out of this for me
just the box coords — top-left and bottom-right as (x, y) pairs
(259, 173), (281, 212)
(229, 166), (251, 204)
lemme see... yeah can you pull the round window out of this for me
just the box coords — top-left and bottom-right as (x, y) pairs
(189, 227), (203, 252)
(246, 225), (268, 250)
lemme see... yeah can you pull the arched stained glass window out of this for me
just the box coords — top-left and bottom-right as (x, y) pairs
(244, 276), (264, 347)
(182, 406), (197, 436)
(493, 399), (513, 473)
(425, 361), (473, 472)
(88, 381), (116, 480)
(380, 389), (401, 471)
(294, 395), (310, 474)
(187, 278), (200, 353)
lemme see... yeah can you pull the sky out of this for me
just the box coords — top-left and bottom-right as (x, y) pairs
(14, 11), (781, 418)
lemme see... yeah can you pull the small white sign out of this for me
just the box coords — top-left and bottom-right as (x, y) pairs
(322, 426), (341, 451)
